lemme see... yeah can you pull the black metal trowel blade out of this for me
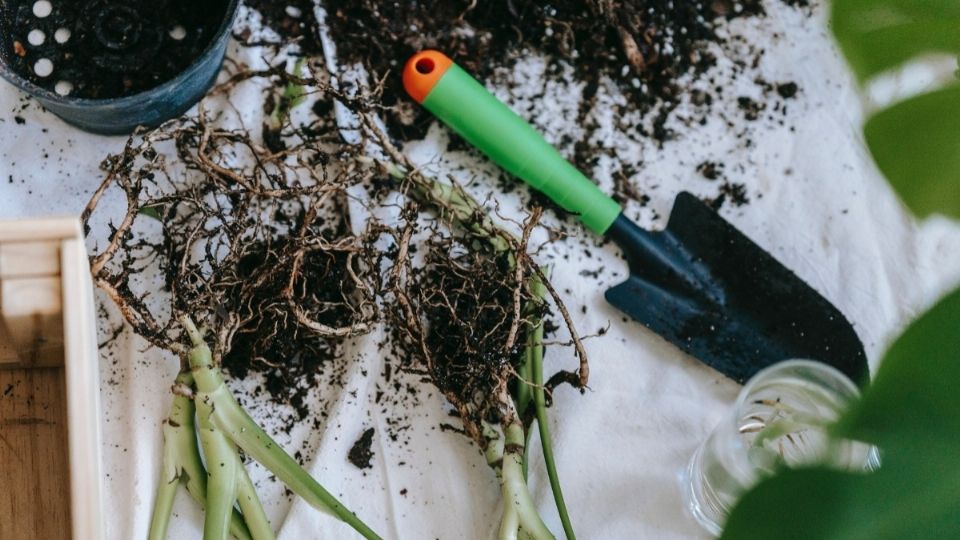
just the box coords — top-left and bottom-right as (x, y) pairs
(604, 192), (868, 385)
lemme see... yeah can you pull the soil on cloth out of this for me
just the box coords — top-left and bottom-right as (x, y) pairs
(324, 0), (789, 142)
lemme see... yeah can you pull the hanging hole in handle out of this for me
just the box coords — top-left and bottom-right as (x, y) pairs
(415, 57), (435, 75)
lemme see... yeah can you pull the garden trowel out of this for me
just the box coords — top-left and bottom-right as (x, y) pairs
(403, 50), (868, 385)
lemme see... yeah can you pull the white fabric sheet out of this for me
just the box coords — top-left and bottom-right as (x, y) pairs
(2, 2), (960, 539)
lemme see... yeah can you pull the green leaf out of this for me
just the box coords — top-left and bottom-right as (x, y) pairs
(721, 455), (960, 540)
(831, 0), (960, 83)
(720, 287), (960, 539)
(734, 4), (960, 539)
(837, 286), (960, 445)
(862, 84), (960, 219)
(278, 59), (308, 118)
(139, 206), (163, 221)
(282, 72), (308, 111)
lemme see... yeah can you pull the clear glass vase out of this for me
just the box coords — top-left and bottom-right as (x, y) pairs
(682, 359), (879, 536)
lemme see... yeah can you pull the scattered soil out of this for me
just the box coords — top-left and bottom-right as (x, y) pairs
(777, 81), (799, 99)
(348, 427), (376, 469)
(737, 96), (765, 121)
(697, 161), (724, 181)
(697, 160), (749, 210)
(3, 0), (231, 99)
(708, 181), (750, 210)
(244, 0), (813, 216)
(241, 0), (324, 54)
(323, 0), (786, 142)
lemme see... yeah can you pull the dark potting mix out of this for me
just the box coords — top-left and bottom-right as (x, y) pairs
(3, 0), (230, 98)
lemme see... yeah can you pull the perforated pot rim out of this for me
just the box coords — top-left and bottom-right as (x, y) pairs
(0, 0), (239, 111)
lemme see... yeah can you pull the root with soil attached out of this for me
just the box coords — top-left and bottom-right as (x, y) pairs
(85, 81), (382, 539)
(360, 112), (585, 539)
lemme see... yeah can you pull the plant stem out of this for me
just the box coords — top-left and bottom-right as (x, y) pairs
(502, 421), (555, 540)
(147, 457), (178, 540)
(171, 383), (253, 540)
(266, 58), (308, 130)
(236, 461), (275, 540)
(516, 346), (534, 481)
(196, 388), (241, 540)
(522, 428), (533, 482)
(149, 373), (254, 540)
(528, 310), (576, 540)
(529, 280), (576, 540)
(183, 319), (382, 540)
(516, 345), (533, 423)
(499, 502), (521, 540)
(484, 420), (506, 478)
(148, 377), (189, 540)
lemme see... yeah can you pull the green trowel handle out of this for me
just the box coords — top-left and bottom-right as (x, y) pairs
(402, 50), (622, 235)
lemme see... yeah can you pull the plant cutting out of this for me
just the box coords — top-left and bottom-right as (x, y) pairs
(374, 156), (584, 540)
(720, 0), (960, 537)
(84, 105), (382, 539)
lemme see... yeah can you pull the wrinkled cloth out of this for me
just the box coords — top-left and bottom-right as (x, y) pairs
(2, 3), (960, 539)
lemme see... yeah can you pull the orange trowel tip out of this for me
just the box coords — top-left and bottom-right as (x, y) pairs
(403, 50), (453, 103)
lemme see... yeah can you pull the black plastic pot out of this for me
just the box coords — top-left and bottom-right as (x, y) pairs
(0, 0), (239, 135)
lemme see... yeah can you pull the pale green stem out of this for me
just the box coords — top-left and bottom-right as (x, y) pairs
(235, 461), (275, 540)
(522, 429), (533, 482)
(516, 345), (534, 481)
(208, 385), (383, 539)
(149, 374), (253, 540)
(148, 376), (189, 540)
(502, 422), (555, 540)
(196, 388), (241, 540)
(374, 158), (513, 254)
(171, 385), (252, 540)
(515, 345), (533, 425)
(499, 502), (521, 540)
(752, 400), (832, 450)
(147, 459), (179, 540)
(183, 322), (382, 540)
(529, 277), (576, 540)
(267, 58), (307, 130)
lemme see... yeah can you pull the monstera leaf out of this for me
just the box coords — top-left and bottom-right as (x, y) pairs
(833, 0), (960, 219)
(832, 0), (960, 83)
(720, 1), (960, 537)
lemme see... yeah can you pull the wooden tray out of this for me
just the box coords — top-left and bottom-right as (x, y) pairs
(0, 218), (103, 539)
